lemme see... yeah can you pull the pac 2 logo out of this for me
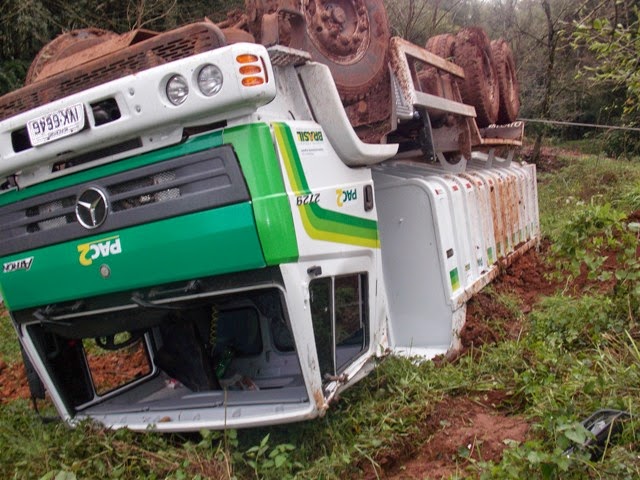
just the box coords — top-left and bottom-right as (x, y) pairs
(77, 236), (122, 266)
(336, 188), (357, 207)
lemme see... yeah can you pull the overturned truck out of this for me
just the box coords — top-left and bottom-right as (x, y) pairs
(0, 0), (537, 431)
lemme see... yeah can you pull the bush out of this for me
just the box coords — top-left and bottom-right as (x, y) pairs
(602, 129), (640, 159)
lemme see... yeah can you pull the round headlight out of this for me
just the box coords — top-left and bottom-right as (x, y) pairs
(197, 64), (223, 97)
(166, 75), (189, 105)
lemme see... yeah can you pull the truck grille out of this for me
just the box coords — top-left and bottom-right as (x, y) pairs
(26, 197), (77, 233)
(109, 171), (181, 211)
(0, 22), (226, 122)
(0, 144), (248, 257)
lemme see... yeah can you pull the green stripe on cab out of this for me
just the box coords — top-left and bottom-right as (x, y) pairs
(273, 123), (380, 248)
(223, 123), (299, 264)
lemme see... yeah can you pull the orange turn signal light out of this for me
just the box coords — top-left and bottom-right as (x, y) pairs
(239, 65), (262, 75)
(242, 77), (265, 87)
(236, 54), (259, 64)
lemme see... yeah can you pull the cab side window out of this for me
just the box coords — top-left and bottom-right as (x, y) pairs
(310, 273), (368, 381)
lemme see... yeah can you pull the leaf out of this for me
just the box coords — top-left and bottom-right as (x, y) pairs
(54, 472), (77, 480)
(274, 454), (287, 468)
(369, 438), (382, 447)
(457, 445), (471, 458)
(562, 423), (591, 445)
(598, 271), (612, 282)
(540, 462), (556, 479)
(526, 450), (544, 464)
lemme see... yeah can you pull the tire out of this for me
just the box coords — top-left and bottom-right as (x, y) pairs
(425, 33), (455, 60)
(25, 28), (119, 85)
(420, 33), (456, 97)
(491, 38), (520, 124)
(453, 27), (500, 127)
(297, 0), (390, 101)
(221, 27), (255, 44)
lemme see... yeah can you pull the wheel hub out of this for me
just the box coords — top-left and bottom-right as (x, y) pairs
(305, 0), (370, 64)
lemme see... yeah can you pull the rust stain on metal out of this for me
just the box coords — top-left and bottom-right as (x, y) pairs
(25, 28), (118, 84)
(344, 75), (390, 126)
(36, 29), (159, 83)
(0, 22), (226, 122)
(487, 178), (503, 260)
(388, 38), (415, 106)
(299, 0), (389, 102)
(313, 388), (328, 413)
(507, 175), (520, 246)
(496, 176), (511, 256)
(305, 0), (369, 61)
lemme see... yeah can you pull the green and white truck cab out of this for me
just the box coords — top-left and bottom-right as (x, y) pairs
(0, 31), (538, 431)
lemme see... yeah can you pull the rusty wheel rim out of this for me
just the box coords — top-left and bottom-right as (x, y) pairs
(305, 0), (371, 65)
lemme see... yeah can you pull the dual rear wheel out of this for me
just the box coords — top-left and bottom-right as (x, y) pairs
(425, 28), (520, 127)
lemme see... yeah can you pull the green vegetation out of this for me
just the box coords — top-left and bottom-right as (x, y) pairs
(573, 6), (640, 120)
(538, 153), (640, 238)
(0, 308), (21, 362)
(1, 148), (640, 478)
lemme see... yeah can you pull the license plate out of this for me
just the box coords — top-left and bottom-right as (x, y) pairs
(27, 103), (86, 147)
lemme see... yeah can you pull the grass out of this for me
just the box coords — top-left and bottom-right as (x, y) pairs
(537, 154), (640, 239)
(0, 306), (21, 362)
(1, 147), (639, 479)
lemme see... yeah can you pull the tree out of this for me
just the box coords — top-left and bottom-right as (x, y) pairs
(384, 0), (480, 45)
(0, 0), (242, 95)
(484, 0), (617, 159)
(573, 2), (640, 121)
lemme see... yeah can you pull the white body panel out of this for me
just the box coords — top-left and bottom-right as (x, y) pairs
(373, 158), (539, 358)
(0, 43), (276, 187)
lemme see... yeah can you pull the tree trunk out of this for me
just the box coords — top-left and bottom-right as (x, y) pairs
(533, 0), (557, 164)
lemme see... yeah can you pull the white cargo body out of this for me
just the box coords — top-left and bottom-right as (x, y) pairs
(373, 157), (538, 358)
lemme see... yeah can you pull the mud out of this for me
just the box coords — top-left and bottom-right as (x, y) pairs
(381, 395), (529, 480)
(0, 244), (556, 480)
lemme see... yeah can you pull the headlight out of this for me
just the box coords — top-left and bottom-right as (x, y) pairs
(197, 64), (223, 96)
(166, 75), (189, 105)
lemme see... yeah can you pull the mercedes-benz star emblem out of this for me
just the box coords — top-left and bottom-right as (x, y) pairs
(76, 187), (108, 229)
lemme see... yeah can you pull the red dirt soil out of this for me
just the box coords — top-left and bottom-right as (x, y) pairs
(382, 395), (529, 480)
(4, 247), (554, 405)
(363, 212), (636, 479)
(0, 357), (30, 401)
